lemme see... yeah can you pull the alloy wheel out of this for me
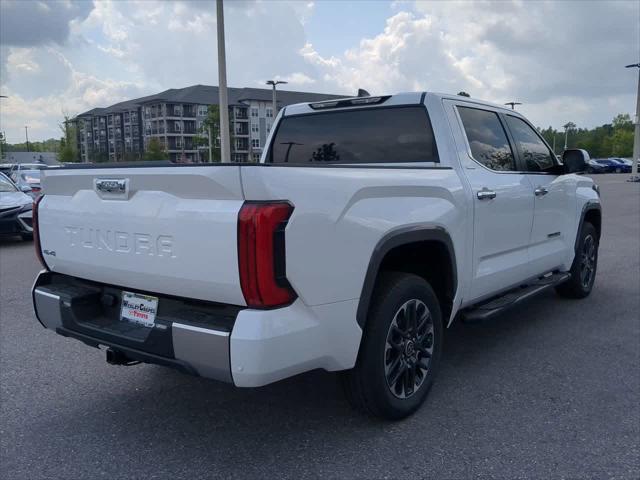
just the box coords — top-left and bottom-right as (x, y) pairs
(384, 299), (434, 399)
(580, 234), (596, 289)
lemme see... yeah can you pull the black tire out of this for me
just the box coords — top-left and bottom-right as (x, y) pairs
(556, 222), (598, 299)
(341, 272), (443, 420)
(21, 233), (33, 241)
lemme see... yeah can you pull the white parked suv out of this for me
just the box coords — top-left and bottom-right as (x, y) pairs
(32, 92), (601, 419)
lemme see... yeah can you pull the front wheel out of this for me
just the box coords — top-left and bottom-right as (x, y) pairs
(341, 272), (443, 420)
(556, 222), (598, 298)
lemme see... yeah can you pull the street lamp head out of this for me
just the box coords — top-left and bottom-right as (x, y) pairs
(625, 63), (640, 69)
(266, 80), (288, 86)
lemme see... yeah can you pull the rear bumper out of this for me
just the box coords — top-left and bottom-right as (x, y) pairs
(32, 271), (363, 387)
(33, 271), (234, 383)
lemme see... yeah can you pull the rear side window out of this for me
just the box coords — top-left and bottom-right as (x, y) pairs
(458, 107), (515, 171)
(505, 115), (556, 172)
(269, 107), (438, 164)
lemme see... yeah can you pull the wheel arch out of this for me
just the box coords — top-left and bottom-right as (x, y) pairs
(576, 201), (602, 251)
(356, 225), (458, 330)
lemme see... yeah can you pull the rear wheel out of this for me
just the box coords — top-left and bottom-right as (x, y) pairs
(556, 222), (598, 298)
(342, 272), (443, 420)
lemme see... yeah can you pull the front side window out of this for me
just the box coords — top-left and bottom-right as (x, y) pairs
(458, 106), (515, 171)
(505, 116), (556, 172)
(270, 106), (438, 164)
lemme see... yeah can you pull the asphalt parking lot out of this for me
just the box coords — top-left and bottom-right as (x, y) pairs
(1, 174), (638, 479)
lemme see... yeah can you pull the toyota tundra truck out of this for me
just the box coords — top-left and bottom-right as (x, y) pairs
(32, 92), (601, 419)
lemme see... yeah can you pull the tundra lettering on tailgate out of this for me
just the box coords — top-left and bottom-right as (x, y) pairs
(64, 226), (175, 258)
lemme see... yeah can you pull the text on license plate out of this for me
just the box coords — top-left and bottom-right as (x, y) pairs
(120, 291), (159, 327)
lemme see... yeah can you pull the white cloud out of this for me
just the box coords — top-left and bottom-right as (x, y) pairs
(274, 72), (316, 86)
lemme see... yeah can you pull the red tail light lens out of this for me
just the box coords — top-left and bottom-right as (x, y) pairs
(33, 194), (49, 270)
(238, 201), (295, 308)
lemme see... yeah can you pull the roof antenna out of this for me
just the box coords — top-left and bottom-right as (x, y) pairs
(357, 88), (370, 97)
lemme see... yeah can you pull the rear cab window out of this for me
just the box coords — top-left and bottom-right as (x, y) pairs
(268, 106), (439, 164)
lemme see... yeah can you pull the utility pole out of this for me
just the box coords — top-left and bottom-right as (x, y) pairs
(208, 126), (213, 163)
(216, 0), (230, 163)
(504, 101), (522, 110)
(25, 126), (30, 152)
(626, 63), (640, 179)
(266, 80), (287, 118)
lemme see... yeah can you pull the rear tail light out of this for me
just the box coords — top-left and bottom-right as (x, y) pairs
(33, 194), (49, 270)
(238, 201), (296, 308)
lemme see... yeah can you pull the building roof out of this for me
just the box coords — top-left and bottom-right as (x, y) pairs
(75, 84), (345, 118)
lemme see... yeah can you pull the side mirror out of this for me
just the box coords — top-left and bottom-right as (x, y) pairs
(562, 149), (590, 174)
(20, 185), (32, 193)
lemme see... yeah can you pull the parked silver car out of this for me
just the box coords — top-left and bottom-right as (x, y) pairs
(0, 173), (33, 240)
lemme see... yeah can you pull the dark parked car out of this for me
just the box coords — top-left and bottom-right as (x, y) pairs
(608, 158), (632, 173)
(0, 173), (33, 240)
(587, 159), (609, 174)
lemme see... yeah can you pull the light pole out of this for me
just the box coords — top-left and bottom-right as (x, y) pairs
(626, 62), (640, 179)
(266, 80), (287, 119)
(563, 122), (575, 150)
(216, 0), (230, 163)
(0, 96), (6, 159)
(24, 126), (30, 152)
(504, 101), (522, 110)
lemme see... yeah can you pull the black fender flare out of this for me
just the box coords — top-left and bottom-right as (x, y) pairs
(356, 225), (457, 329)
(575, 201), (602, 251)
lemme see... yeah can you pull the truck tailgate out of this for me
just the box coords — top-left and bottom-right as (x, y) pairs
(38, 166), (246, 305)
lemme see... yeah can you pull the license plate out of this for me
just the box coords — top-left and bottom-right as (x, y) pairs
(120, 291), (159, 327)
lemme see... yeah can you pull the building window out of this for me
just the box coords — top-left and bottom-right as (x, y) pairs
(251, 122), (259, 133)
(252, 138), (260, 148)
(252, 153), (260, 162)
(233, 154), (245, 162)
(266, 122), (271, 133)
(131, 112), (137, 122)
(175, 121), (182, 132)
(198, 105), (208, 117)
(251, 107), (259, 118)
(176, 137), (183, 149)
(266, 107), (273, 118)
(174, 105), (183, 116)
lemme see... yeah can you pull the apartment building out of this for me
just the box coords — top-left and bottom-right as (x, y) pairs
(74, 85), (343, 163)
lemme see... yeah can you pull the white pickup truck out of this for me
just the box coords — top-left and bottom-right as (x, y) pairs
(32, 92), (601, 419)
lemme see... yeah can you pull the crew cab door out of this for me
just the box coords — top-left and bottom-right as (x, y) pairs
(445, 102), (535, 302)
(503, 114), (576, 274)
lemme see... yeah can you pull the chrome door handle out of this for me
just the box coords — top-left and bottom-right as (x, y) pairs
(477, 188), (497, 200)
(534, 186), (549, 196)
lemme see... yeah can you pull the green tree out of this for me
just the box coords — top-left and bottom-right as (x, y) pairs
(58, 115), (79, 162)
(143, 138), (169, 160)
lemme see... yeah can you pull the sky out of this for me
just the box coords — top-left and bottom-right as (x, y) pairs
(0, 0), (638, 143)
